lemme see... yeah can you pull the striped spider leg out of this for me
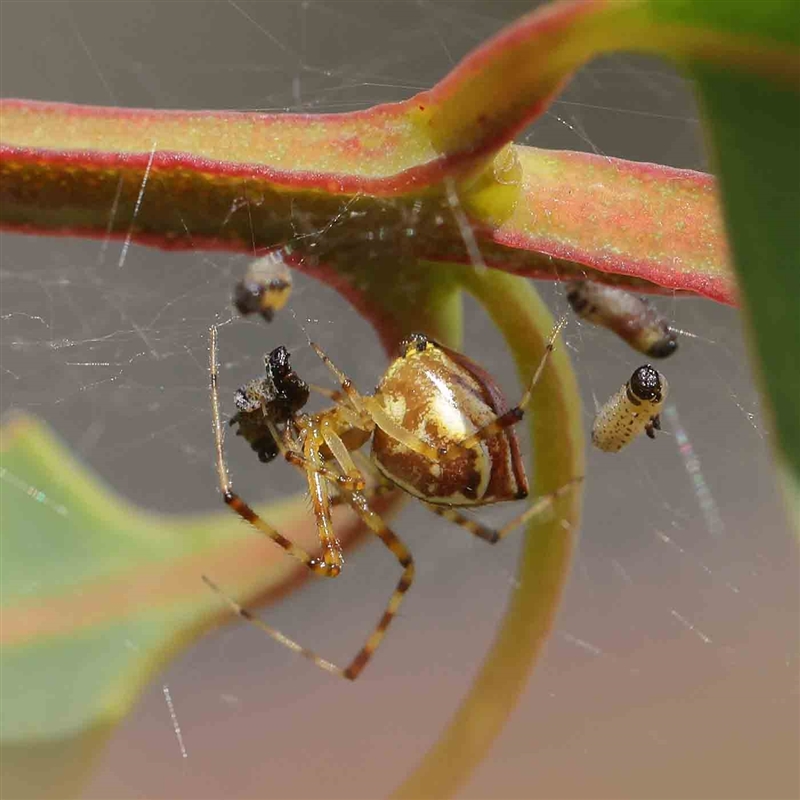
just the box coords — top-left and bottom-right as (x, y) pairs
(423, 479), (581, 544)
(350, 431), (580, 546)
(205, 325), (414, 680)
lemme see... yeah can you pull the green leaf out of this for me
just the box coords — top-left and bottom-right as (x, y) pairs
(645, 0), (800, 48)
(0, 414), (398, 797)
(689, 64), (800, 521)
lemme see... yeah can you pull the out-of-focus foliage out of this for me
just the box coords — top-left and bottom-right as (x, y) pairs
(0, 0), (797, 797)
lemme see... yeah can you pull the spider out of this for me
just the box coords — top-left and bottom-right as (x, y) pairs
(205, 321), (582, 680)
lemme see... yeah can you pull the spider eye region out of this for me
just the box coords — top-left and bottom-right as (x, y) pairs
(398, 332), (433, 358)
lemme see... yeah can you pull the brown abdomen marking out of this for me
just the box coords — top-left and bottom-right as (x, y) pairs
(371, 343), (527, 506)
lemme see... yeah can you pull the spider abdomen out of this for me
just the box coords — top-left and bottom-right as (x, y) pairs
(371, 338), (527, 506)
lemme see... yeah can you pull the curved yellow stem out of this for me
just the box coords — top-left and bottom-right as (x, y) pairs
(393, 270), (585, 799)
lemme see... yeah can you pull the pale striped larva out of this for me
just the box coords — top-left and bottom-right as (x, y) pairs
(567, 280), (677, 358)
(592, 365), (668, 452)
(233, 250), (293, 322)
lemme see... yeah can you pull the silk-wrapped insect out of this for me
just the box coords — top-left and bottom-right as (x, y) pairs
(228, 345), (310, 463)
(567, 280), (677, 358)
(233, 251), (293, 322)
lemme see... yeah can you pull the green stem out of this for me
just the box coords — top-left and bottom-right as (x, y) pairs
(393, 271), (585, 799)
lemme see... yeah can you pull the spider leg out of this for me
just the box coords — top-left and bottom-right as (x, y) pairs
(445, 315), (567, 455)
(424, 475), (583, 543)
(330, 482), (396, 507)
(422, 505), (498, 543)
(280, 419), (414, 678)
(337, 490), (414, 679)
(202, 572), (351, 676)
(264, 420), (365, 491)
(318, 419), (366, 488)
(307, 383), (351, 407)
(329, 451), (396, 507)
(207, 341), (413, 680)
(302, 424), (344, 575)
(308, 342), (368, 413)
(202, 491), (413, 680)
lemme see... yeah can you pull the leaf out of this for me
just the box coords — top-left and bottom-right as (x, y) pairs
(1, 7), (742, 307)
(689, 64), (800, 523)
(480, 148), (731, 303)
(0, 414), (402, 797)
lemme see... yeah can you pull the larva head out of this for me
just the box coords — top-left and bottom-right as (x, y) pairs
(629, 364), (666, 403)
(371, 334), (528, 506)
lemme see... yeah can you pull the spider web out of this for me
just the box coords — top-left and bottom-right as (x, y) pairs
(1, 2), (797, 799)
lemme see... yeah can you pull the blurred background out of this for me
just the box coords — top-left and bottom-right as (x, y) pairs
(1, 2), (797, 798)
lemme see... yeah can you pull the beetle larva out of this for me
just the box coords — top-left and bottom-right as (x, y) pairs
(592, 365), (668, 452)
